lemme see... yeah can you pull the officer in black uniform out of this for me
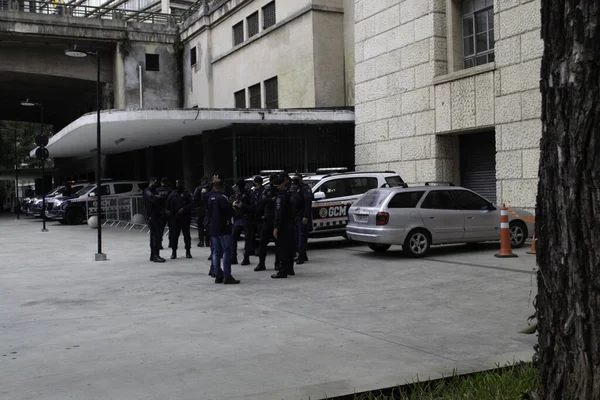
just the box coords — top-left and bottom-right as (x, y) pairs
(232, 177), (261, 266)
(271, 176), (295, 279)
(143, 177), (166, 263)
(292, 174), (313, 264)
(156, 177), (173, 250)
(166, 179), (194, 259)
(255, 174), (278, 271)
(193, 177), (210, 247)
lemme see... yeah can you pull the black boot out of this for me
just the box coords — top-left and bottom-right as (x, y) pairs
(171, 250), (177, 260)
(271, 271), (287, 279)
(207, 254), (213, 261)
(153, 254), (166, 263)
(214, 275), (224, 284)
(289, 266), (295, 276)
(223, 275), (240, 284)
(241, 256), (251, 266)
(231, 257), (239, 265)
(197, 242), (203, 247)
(208, 264), (216, 277)
(186, 250), (192, 259)
(296, 258), (305, 265)
(149, 253), (155, 262)
(254, 262), (266, 271)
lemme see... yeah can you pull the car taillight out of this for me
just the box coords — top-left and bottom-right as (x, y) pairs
(376, 212), (389, 226)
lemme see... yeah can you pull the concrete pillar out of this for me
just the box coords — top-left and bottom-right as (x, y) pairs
(113, 45), (126, 109)
(145, 147), (155, 179)
(181, 136), (195, 192)
(202, 132), (215, 180)
(161, 0), (170, 14)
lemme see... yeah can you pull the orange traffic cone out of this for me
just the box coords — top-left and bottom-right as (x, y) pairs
(527, 234), (537, 255)
(495, 205), (518, 258)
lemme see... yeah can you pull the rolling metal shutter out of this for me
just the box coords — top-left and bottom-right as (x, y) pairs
(459, 131), (497, 203)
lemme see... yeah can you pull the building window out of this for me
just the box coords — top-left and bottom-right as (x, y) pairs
(262, 1), (276, 29)
(462, 0), (494, 68)
(190, 46), (197, 67)
(145, 54), (159, 71)
(247, 12), (259, 38)
(264, 77), (278, 109)
(249, 83), (261, 108)
(233, 21), (244, 46)
(234, 89), (246, 108)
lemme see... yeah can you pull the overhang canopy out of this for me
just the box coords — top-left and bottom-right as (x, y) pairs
(30, 108), (355, 158)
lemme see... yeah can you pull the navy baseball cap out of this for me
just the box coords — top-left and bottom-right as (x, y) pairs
(272, 176), (285, 185)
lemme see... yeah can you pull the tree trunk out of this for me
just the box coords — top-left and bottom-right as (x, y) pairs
(537, 1), (600, 399)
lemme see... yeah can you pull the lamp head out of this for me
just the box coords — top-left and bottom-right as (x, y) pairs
(64, 47), (88, 58)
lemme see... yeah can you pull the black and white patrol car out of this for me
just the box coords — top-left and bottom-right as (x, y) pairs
(304, 169), (405, 238)
(46, 181), (147, 225)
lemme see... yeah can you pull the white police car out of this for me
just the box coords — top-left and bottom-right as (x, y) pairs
(304, 168), (405, 238)
(46, 181), (147, 225)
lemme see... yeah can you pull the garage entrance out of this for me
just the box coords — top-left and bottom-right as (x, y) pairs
(459, 131), (497, 203)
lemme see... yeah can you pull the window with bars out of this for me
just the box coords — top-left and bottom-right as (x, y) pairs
(249, 83), (261, 108)
(462, 0), (494, 69)
(190, 46), (197, 67)
(247, 11), (259, 38)
(234, 89), (246, 108)
(265, 77), (278, 109)
(233, 21), (244, 46)
(262, 1), (276, 29)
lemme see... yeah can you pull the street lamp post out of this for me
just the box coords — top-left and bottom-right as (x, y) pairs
(65, 46), (106, 261)
(21, 100), (48, 232)
(0, 127), (19, 220)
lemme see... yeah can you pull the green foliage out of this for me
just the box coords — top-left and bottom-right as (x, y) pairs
(346, 363), (538, 400)
(0, 120), (53, 169)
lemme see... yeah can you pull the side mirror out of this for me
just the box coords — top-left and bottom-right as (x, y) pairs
(314, 191), (326, 200)
(89, 192), (96, 198)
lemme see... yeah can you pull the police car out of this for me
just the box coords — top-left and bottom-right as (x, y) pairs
(46, 180), (147, 225)
(26, 183), (87, 217)
(304, 168), (405, 238)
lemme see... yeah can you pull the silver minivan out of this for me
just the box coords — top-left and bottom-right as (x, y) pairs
(346, 186), (535, 257)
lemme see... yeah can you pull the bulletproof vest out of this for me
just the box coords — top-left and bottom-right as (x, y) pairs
(169, 189), (190, 214)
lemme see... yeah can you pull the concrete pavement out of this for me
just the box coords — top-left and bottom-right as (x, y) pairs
(0, 214), (537, 400)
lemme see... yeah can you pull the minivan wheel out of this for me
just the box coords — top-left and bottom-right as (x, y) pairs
(509, 221), (527, 248)
(368, 243), (391, 252)
(65, 208), (84, 225)
(403, 229), (431, 257)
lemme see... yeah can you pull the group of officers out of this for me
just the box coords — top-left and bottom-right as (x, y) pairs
(143, 170), (313, 284)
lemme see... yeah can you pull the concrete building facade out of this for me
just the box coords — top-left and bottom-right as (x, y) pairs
(354, 0), (542, 211)
(180, 0), (356, 109)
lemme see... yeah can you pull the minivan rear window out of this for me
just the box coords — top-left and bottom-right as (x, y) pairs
(388, 191), (425, 208)
(354, 190), (389, 207)
(384, 176), (404, 187)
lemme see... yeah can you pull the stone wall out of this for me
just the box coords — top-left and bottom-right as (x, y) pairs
(354, 0), (542, 210)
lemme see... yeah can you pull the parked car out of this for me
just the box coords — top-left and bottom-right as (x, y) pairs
(346, 185), (534, 257)
(27, 183), (87, 217)
(305, 170), (405, 238)
(46, 181), (147, 225)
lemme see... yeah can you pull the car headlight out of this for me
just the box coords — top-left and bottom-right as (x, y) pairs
(60, 202), (69, 210)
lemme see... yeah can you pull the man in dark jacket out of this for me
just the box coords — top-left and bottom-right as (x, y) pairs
(166, 179), (194, 259)
(255, 173), (279, 271)
(193, 177), (211, 248)
(143, 177), (166, 263)
(157, 177), (173, 250)
(291, 174), (313, 264)
(207, 180), (240, 284)
(232, 177), (261, 266)
(271, 176), (295, 279)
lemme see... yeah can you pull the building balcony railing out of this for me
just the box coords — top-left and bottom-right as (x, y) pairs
(0, 0), (178, 25)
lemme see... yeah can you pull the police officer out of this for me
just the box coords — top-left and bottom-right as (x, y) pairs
(166, 179), (194, 259)
(143, 177), (166, 263)
(193, 177), (211, 247)
(207, 180), (240, 284)
(291, 174), (313, 264)
(255, 173), (278, 271)
(232, 177), (261, 266)
(230, 179), (247, 265)
(272, 176), (295, 279)
(157, 177), (173, 250)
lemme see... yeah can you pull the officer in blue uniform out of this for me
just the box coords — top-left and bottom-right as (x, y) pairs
(272, 176), (295, 279)
(255, 174), (279, 272)
(166, 179), (194, 259)
(292, 174), (313, 264)
(143, 177), (166, 263)
(207, 180), (240, 284)
(156, 177), (173, 250)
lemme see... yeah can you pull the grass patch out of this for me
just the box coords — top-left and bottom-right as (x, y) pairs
(331, 363), (538, 400)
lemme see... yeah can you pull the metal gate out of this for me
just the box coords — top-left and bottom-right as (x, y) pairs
(459, 131), (497, 203)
